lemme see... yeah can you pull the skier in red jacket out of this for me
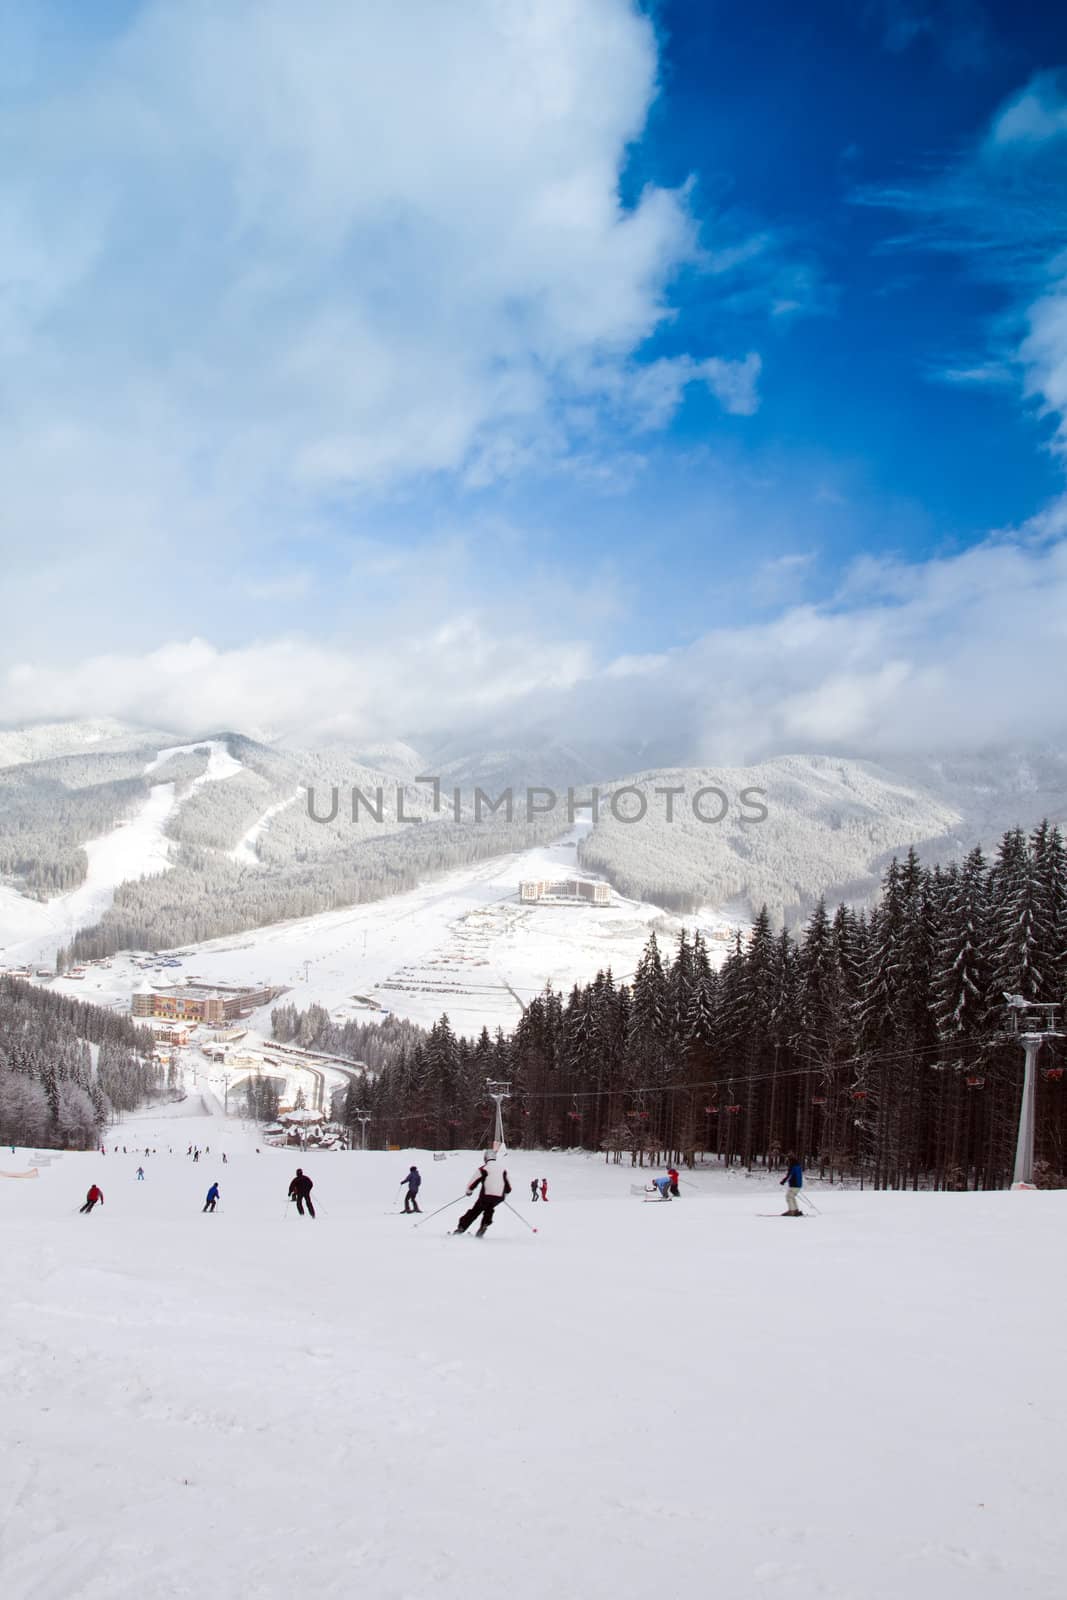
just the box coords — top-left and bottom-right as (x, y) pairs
(667, 1166), (681, 1198)
(79, 1184), (104, 1214)
(540, 1177), (548, 1202)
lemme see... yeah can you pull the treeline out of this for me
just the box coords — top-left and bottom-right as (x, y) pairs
(68, 809), (564, 958)
(316, 822), (1067, 1190)
(0, 977), (162, 1149)
(271, 1002), (429, 1073)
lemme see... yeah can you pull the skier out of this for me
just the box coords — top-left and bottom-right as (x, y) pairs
(222, 1153), (228, 1164)
(203, 1181), (220, 1213)
(401, 1165), (422, 1213)
(193, 1149), (200, 1163)
(667, 1165), (680, 1198)
(540, 1177), (548, 1202)
(530, 1178), (539, 1202)
(288, 1167), (315, 1218)
(454, 1152), (511, 1236)
(136, 1166), (145, 1181)
(79, 1184), (104, 1214)
(652, 1175), (672, 1201)
(780, 1154), (804, 1215)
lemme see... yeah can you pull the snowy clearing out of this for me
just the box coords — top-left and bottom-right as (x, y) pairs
(1, 1107), (1064, 1599)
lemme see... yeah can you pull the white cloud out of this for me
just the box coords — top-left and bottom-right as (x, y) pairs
(0, 0), (801, 673)
(990, 71), (1067, 148)
(0, 0), (726, 516)
(6, 515), (1067, 760)
(1022, 284), (1067, 454)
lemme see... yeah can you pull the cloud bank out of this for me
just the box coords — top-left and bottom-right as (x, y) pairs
(5, 510), (1067, 762)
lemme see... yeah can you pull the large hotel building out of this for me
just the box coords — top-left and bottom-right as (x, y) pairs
(132, 982), (276, 1024)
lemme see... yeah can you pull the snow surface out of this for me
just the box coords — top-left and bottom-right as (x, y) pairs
(2, 1101), (1064, 1599)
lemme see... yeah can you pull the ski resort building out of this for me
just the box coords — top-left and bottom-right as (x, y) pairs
(519, 878), (611, 906)
(131, 981), (277, 1023)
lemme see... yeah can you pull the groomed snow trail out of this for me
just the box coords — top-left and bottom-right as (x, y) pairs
(1, 740), (242, 964)
(2, 1133), (1065, 1600)
(229, 789), (302, 865)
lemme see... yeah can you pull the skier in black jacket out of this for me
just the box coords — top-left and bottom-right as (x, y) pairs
(288, 1168), (315, 1218)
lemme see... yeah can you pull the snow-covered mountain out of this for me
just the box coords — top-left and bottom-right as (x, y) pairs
(578, 754), (962, 922)
(1, 720), (1066, 956)
(0, 717), (174, 769)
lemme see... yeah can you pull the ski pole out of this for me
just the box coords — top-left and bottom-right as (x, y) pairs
(413, 1192), (468, 1228)
(503, 1199), (539, 1234)
(799, 1192), (820, 1216)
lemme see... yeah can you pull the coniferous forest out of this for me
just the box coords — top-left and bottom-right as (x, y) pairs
(303, 823), (1067, 1189)
(0, 978), (161, 1150)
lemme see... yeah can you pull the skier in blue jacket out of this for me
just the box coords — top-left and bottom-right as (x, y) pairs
(652, 1175), (672, 1200)
(401, 1165), (422, 1213)
(780, 1155), (803, 1215)
(203, 1182), (220, 1213)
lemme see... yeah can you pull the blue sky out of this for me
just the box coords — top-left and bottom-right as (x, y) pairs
(2, 0), (1067, 757)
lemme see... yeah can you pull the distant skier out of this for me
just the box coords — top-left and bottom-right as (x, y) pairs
(203, 1182), (220, 1213)
(780, 1154), (804, 1215)
(288, 1168), (315, 1218)
(79, 1184), (104, 1214)
(401, 1166), (422, 1213)
(222, 1153), (228, 1164)
(530, 1179), (539, 1202)
(136, 1166), (145, 1181)
(193, 1149), (200, 1163)
(667, 1166), (680, 1198)
(540, 1177), (548, 1202)
(454, 1152), (511, 1236)
(652, 1175), (671, 1201)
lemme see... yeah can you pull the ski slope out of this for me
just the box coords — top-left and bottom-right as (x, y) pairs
(228, 789), (302, 865)
(2, 1110), (1064, 1599)
(0, 739), (243, 965)
(0, 782), (177, 961)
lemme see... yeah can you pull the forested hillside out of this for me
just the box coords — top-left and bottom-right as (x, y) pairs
(577, 754), (962, 918)
(0, 743), (207, 899)
(300, 821), (1067, 1190)
(66, 808), (566, 958)
(0, 977), (162, 1149)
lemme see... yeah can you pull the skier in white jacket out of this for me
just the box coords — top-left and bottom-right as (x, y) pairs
(454, 1151), (512, 1236)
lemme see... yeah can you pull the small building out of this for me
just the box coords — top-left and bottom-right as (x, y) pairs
(519, 878), (610, 906)
(132, 981), (277, 1023)
(147, 1020), (191, 1046)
